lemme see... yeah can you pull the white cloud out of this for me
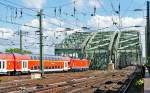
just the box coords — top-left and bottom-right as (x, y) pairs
(0, 28), (20, 52)
(122, 17), (144, 27)
(89, 0), (101, 8)
(73, 0), (101, 9)
(23, 0), (47, 9)
(88, 15), (113, 29)
(21, 19), (48, 31)
(0, 28), (14, 39)
(88, 15), (145, 30)
(20, 18), (66, 54)
(73, 0), (84, 8)
(49, 18), (64, 27)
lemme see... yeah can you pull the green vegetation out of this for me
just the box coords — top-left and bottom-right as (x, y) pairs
(135, 79), (144, 88)
(5, 48), (32, 54)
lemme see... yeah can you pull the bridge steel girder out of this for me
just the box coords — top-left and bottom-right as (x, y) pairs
(55, 30), (142, 70)
(114, 30), (142, 69)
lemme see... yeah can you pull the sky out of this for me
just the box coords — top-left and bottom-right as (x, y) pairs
(0, 0), (147, 55)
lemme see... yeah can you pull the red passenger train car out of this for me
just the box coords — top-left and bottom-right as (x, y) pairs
(0, 53), (90, 75)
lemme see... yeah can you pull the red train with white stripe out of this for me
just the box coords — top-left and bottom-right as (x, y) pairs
(0, 53), (90, 75)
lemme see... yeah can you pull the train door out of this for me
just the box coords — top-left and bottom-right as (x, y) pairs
(0, 60), (7, 73)
(64, 61), (68, 71)
(22, 60), (28, 72)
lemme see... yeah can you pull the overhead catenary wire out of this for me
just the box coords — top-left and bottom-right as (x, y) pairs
(0, 0), (87, 31)
(0, 0), (112, 31)
(0, 0), (146, 53)
(0, 1), (37, 18)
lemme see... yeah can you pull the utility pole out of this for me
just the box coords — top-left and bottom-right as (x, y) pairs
(146, 1), (150, 63)
(118, 3), (121, 31)
(37, 9), (44, 77)
(20, 30), (22, 54)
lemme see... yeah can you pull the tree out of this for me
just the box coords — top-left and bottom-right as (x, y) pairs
(5, 48), (32, 54)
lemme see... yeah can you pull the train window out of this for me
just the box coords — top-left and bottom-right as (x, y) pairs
(34, 66), (37, 70)
(55, 58), (57, 60)
(33, 56), (36, 60)
(44, 66), (47, 69)
(55, 66), (57, 69)
(23, 62), (25, 68)
(31, 67), (33, 70)
(37, 56), (40, 60)
(23, 62), (24, 68)
(46, 66), (48, 69)
(24, 62), (27, 68)
(52, 66), (54, 69)
(64, 62), (67, 67)
(51, 57), (53, 60)
(45, 56), (47, 60)
(32, 56), (34, 60)
(52, 57), (54, 60)
(49, 67), (51, 69)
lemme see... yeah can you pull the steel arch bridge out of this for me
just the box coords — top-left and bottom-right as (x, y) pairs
(55, 30), (142, 69)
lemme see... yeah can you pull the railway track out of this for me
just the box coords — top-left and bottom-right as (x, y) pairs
(0, 71), (102, 93)
(0, 66), (137, 93)
(34, 66), (136, 93)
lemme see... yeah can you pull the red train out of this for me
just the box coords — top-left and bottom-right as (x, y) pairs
(0, 53), (90, 75)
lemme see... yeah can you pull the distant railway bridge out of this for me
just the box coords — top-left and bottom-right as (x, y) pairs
(55, 30), (142, 69)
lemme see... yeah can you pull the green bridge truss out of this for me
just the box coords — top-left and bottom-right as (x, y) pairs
(55, 30), (142, 69)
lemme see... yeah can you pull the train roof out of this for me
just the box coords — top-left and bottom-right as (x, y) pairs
(0, 53), (71, 61)
(0, 53), (30, 60)
(28, 54), (71, 61)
